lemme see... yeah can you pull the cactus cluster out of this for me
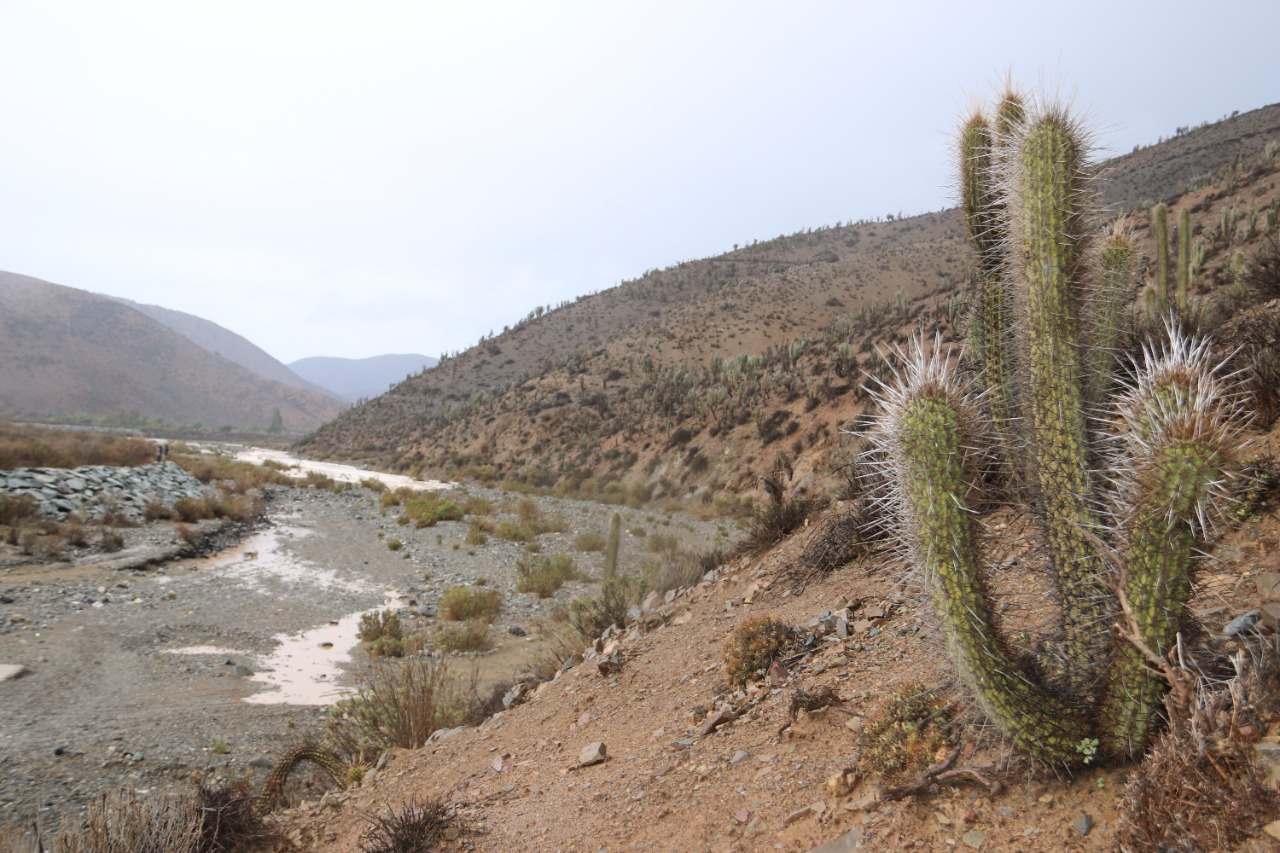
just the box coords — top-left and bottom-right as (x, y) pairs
(871, 90), (1244, 767)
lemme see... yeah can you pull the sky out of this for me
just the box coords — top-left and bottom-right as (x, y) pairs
(0, 2), (1276, 364)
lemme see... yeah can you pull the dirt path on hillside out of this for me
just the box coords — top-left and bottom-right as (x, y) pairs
(0, 484), (726, 837)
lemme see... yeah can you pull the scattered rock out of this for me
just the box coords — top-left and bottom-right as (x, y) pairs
(1072, 814), (1094, 837)
(699, 709), (735, 737)
(0, 664), (29, 683)
(578, 742), (607, 767)
(508, 625), (527, 636)
(1263, 820), (1280, 841)
(784, 801), (825, 826)
(730, 750), (749, 765)
(961, 829), (986, 849)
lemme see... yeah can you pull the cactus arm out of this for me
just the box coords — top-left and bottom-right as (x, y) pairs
(1177, 207), (1191, 313)
(1100, 331), (1239, 758)
(873, 341), (1089, 766)
(1154, 204), (1170, 309)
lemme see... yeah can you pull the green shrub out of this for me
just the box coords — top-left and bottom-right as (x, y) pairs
(360, 477), (388, 493)
(438, 586), (503, 622)
(434, 620), (491, 653)
(516, 553), (578, 598)
(325, 658), (469, 763)
(465, 524), (489, 546)
(386, 539), (403, 552)
(402, 493), (465, 528)
(359, 610), (403, 643)
(568, 575), (644, 641)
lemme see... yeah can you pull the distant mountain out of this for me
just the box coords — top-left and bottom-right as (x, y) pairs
(288, 354), (438, 403)
(0, 271), (347, 431)
(106, 296), (342, 401)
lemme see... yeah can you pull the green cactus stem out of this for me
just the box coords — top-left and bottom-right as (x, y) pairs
(1008, 108), (1108, 690)
(1177, 207), (1191, 313)
(1084, 222), (1134, 412)
(1099, 331), (1238, 758)
(960, 110), (1017, 449)
(1154, 203), (1170, 309)
(873, 340), (1089, 766)
(604, 511), (621, 579)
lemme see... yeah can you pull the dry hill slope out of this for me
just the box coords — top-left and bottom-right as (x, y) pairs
(300, 104), (1280, 510)
(0, 271), (347, 431)
(107, 295), (341, 401)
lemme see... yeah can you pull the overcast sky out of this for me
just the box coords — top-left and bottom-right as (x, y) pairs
(1, 2), (1276, 364)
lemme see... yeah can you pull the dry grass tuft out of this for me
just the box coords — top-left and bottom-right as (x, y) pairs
(1117, 649), (1280, 852)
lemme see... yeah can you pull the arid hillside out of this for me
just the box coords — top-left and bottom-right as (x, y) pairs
(108, 295), (341, 401)
(0, 272), (347, 431)
(299, 104), (1280, 512)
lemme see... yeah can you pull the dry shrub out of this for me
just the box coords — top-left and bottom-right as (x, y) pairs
(644, 548), (706, 593)
(100, 529), (124, 553)
(723, 615), (796, 687)
(857, 682), (957, 783)
(48, 787), (203, 853)
(0, 423), (154, 470)
(195, 777), (274, 852)
(1117, 650), (1280, 852)
(0, 494), (40, 527)
(568, 575), (643, 642)
(438, 586), (503, 622)
(143, 498), (175, 521)
(740, 460), (828, 556)
(325, 657), (468, 764)
(573, 530), (607, 552)
(791, 505), (864, 587)
(177, 524), (201, 548)
(358, 797), (458, 853)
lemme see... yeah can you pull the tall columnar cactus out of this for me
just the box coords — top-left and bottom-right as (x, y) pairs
(1084, 222), (1134, 411)
(961, 89), (1024, 457)
(1154, 203), (1170, 308)
(1177, 207), (1191, 312)
(875, 92), (1244, 767)
(604, 511), (621, 579)
(1004, 107), (1109, 690)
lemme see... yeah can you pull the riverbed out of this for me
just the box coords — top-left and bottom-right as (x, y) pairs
(0, 453), (731, 830)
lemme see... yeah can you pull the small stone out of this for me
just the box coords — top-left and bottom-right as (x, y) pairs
(962, 829), (986, 849)
(561, 653), (583, 671)
(53, 746), (66, 756)
(1037, 793), (1054, 805)
(1072, 814), (1094, 837)
(1225, 610), (1262, 636)
(733, 809), (750, 824)
(767, 659), (789, 685)
(699, 709), (735, 736)
(730, 750), (749, 764)
(578, 742), (607, 767)
(1263, 820), (1280, 841)
(231, 664), (253, 677)
(508, 625), (527, 636)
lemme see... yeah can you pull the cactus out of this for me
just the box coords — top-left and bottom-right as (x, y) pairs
(1084, 221), (1134, 411)
(874, 92), (1243, 767)
(1177, 207), (1191, 312)
(604, 511), (621, 579)
(1003, 106), (1109, 689)
(870, 340), (1089, 765)
(1154, 203), (1170, 308)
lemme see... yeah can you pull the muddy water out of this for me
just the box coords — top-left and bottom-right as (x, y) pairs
(230, 445), (453, 492)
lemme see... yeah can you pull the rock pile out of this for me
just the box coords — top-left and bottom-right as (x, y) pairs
(0, 461), (206, 521)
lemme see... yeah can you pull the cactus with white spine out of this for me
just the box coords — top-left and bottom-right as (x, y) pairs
(873, 92), (1244, 766)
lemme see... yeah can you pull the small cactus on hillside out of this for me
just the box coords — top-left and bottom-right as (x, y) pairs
(871, 91), (1246, 767)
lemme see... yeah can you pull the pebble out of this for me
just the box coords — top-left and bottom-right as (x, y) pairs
(1072, 814), (1094, 836)
(578, 742), (607, 767)
(729, 750), (749, 764)
(961, 829), (985, 849)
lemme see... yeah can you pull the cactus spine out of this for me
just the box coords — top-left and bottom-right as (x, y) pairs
(1177, 207), (1191, 312)
(877, 91), (1243, 767)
